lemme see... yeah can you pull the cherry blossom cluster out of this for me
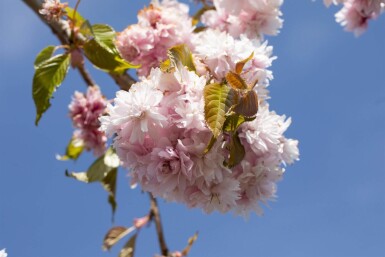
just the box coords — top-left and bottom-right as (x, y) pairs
(201, 0), (284, 39)
(101, 0), (299, 216)
(115, 0), (194, 76)
(69, 86), (107, 157)
(325, 0), (385, 36)
(39, 0), (68, 22)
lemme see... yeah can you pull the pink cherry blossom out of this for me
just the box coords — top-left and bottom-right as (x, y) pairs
(39, 0), (68, 22)
(115, 0), (194, 76)
(100, 62), (299, 215)
(69, 86), (107, 156)
(326, 0), (385, 36)
(201, 0), (283, 39)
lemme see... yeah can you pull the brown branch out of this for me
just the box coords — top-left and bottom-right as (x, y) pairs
(77, 63), (95, 87)
(22, 0), (137, 91)
(149, 193), (169, 256)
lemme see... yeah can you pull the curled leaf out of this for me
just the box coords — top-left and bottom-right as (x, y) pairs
(103, 226), (135, 251)
(233, 90), (259, 118)
(235, 52), (254, 74)
(225, 71), (248, 90)
(57, 136), (84, 161)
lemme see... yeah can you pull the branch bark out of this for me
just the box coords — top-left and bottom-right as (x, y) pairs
(22, 0), (137, 91)
(149, 193), (169, 256)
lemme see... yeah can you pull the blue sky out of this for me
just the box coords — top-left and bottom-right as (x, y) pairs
(0, 0), (384, 257)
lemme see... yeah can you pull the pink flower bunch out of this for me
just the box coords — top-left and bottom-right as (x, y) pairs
(201, 0), (284, 39)
(39, 0), (68, 22)
(102, 0), (298, 216)
(115, 0), (194, 77)
(100, 58), (298, 215)
(325, 0), (385, 36)
(69, 86), (107, 157)
(192, 29), (275, 101)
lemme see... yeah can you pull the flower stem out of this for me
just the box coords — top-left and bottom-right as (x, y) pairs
(149, 193), (169, 256)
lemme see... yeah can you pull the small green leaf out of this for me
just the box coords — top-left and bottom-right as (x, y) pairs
(223, 114), (255, 133)
(225, 71), (248, 90)
(57, 136), (84, 161)
(226, 132), (245, 168)
(103, 226), (135, 251)
(84, 38), (139, 73)
(119, 234), (138, 257)
(235, 52), (254, 74)
(204, 83), (236, 137)
(168, 44), (196, 72)
(34, 45), (56, 69)
(92, 24), (119, 54)
(233, 90), (259, 118)
(223, 114), (244, 132)
(65, 7), (85, 28)
(33, 53), (70, 125)
(203, 135), (217, 154)
(79, 20), (93, 38)
(103, 168), (118, 217)
(65, 148), (120, 216)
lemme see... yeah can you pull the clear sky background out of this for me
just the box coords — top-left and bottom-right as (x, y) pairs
(0, 0), (384, 257)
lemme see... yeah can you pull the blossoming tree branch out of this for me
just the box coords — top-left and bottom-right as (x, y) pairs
(22, 0), (384, 256)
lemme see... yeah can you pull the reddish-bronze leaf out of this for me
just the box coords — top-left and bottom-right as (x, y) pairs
(235, 52), (254, 74)
(233, 90), (259, 118)
(225, 71), (248, 90)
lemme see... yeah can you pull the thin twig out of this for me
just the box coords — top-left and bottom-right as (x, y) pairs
(149, 193), (169, 256)
(77, 63), (95, 86)
(22, 0), (137, 91)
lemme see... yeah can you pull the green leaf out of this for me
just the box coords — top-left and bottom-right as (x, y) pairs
(92, 24), (119, 54)
(79, 20), (93, 38)
(223, 114), (244, 132)
(225, 71), (248, 90)
(119, 234), (137, 257)
(82, 23), (139, 72)
(226, 132), (245, 168)
(34, 45), (55, 69)
(235, 52), (254, 74)
(57, 136), (84, 161)
(223, 114), (256, 133)
(204, 83), (235, 137)
(33, 53), (70, 125)
(233, 90), (259, 118)
(65, 148), (120, 216)
(103, 226), (135, 251)
(65, 7), (85, 28)
(103, 168), (118, 217)
(168, 44), (196, 72)
(84, 38), (139, 73)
